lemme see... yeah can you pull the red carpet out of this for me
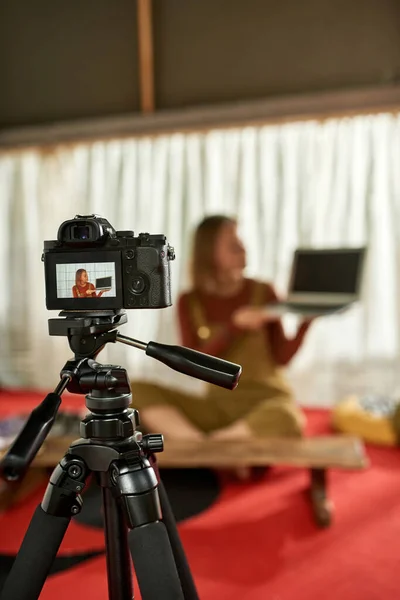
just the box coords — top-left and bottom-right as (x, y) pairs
(1, 390), (400, 599)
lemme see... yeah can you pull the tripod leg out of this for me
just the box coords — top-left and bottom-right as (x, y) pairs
(0, 455), (89, 600)
(111, 459), (184, 600)
(151, 457), (199, 600)
(101, 480), (133, 600)
(0, 505), (71, 600)
(129, 523), (184, 600)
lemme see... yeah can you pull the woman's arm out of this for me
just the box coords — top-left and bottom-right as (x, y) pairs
(265, 285), (312, 366)
(86, 283), (97, 296)
(267, 320), (312, 365)
(72, 286), (78, 298)
(178, 293), (241, 355)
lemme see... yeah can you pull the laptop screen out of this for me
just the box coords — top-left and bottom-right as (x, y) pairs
(291, 249), (365, 295)
(96, 276), (112, 290)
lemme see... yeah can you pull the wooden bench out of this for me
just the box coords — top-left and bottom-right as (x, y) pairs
(21, 433), (367, 528)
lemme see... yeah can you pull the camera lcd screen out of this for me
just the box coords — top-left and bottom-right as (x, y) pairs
(45, 251), (122, 310)
(56, 263), (116, 299)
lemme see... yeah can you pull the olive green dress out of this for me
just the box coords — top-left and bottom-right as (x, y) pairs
(132, 281), (305, 437)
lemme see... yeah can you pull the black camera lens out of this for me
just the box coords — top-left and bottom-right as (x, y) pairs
(73, 225), (90, 240)
(131, 276), (145, 294)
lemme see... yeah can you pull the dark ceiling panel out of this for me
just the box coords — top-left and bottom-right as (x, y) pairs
(153, 0), (400, 109)
(1, 0), (400, 128)
(0, 0), (140, 128)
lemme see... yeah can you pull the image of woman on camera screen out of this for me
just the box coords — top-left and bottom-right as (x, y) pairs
(72, 268), (109, 298)
(133, 216), (314, 462)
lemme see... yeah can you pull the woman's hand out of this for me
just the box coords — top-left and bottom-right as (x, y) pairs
(232, 306), (278, 330)
(97, 288), (111, 297)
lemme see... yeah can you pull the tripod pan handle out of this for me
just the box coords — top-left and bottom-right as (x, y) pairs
(145, 342), (242, 390)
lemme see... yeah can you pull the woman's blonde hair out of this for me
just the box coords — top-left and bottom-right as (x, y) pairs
(190, 215), (237, 290)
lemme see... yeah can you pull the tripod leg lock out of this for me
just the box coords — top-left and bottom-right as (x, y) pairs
(110, 459), (162, 528)
(41, 456), (90, 518)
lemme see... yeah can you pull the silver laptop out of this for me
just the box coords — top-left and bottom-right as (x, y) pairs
(266, 248), (366, 317)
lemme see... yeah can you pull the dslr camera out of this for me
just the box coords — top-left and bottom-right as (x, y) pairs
(43, 214), (175, 311)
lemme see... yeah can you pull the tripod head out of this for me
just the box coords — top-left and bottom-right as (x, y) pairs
(0, 310), (242, 482)
(49, 309), (241, 389)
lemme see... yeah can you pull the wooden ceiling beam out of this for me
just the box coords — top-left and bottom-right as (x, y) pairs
(137, 0), (155, 113)
(2, 85), (400, 150)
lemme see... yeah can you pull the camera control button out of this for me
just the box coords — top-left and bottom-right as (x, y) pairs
(126, 265), (134, 274)
(127, 295), (135, 307)
(125, 249), (135, 259)
(117, 230), (135, 237)
(131, 276), (146, 294)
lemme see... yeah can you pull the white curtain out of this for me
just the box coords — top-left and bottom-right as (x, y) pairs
(1, 112), (400, 406)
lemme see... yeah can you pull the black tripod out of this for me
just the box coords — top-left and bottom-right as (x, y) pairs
(0, 311), (241, 600)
